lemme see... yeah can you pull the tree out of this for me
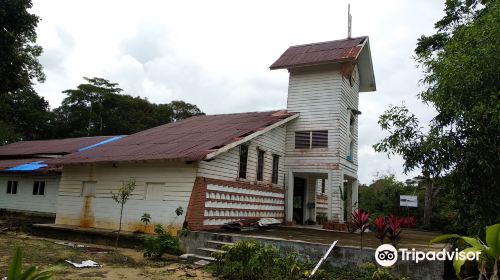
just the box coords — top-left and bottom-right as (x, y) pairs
(52, 77), (204, 138)
(111, 179), (136, 246)
(375, 0), (500, 234)
(0, 0), (53, 144)
(373, 106), (450, 227)
(169, 100), (204, 121)
(0, 0), (45, 96)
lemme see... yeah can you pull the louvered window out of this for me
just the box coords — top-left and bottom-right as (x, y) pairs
(295, 131), (328, 149)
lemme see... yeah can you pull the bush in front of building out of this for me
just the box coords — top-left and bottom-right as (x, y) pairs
(142, 224), (181, 260)
(210, 240), (408, 280)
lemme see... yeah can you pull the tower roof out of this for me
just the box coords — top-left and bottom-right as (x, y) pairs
(270, 36), (376, 92)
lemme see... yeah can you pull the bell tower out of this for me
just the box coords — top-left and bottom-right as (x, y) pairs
(270, 36), (376, 224)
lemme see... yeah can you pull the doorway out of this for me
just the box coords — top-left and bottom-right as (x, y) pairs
(293, 177), (306, 224)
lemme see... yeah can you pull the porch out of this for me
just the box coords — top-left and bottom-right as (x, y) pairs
(286, 169), (359, 225)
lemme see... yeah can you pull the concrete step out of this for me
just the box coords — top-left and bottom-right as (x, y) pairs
(196, 247), (226, 257)
(206, 240), (234, 249)
(180, 253), (215, 263)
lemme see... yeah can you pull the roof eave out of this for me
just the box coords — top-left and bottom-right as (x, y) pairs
(204, 113), (300, 160)
(357, 38), (377, 92)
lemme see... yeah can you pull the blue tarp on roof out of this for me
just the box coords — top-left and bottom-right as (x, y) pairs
(5, 161), (48, 172)
(78, 135), (125, 152)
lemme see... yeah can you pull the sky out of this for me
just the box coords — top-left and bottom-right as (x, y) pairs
(31, 0), (445, 185)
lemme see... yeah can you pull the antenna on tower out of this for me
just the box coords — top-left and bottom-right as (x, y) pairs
(347, 4), (352, 38)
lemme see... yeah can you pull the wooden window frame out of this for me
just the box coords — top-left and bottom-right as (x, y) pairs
(295, 130), (328, 149)
(321, 179), (326, 194)
(32, 181), (46, 196)
(256, 149), (265, 181)
(238, 145), (249, 179)
(271, 154), (279, 184)
(6, 180), (18, 194)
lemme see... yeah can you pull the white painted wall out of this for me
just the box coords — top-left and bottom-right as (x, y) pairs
(198, 125), (286, 187)
(0, 174), (60, 214)
(284, 64), (360, 222)
(55, 161), (197, 231)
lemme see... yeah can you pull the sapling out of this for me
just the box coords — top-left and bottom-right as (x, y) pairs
(111, 179), (136, 246)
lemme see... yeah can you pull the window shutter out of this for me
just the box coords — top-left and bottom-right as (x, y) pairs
(312, 130), (328, 148)
(295, 131), (310, 149)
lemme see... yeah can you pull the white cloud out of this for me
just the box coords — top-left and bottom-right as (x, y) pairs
(31, 0), (445, 184)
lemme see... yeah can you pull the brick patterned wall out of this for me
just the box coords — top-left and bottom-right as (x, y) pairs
(185, 177), (285, 230)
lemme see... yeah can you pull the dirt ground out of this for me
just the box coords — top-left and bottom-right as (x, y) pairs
(0, 233), (215, 280)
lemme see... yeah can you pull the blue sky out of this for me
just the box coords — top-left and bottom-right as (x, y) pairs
(32, 0), (445, 184)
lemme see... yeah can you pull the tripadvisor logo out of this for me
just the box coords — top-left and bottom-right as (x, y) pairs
(375, 244), (481, 267)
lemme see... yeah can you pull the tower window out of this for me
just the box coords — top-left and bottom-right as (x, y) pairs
(238, 145), (248, 179)
(271, 154), (279, 184)
(256, 149), (265, 181)
(295, 131), (328, 149)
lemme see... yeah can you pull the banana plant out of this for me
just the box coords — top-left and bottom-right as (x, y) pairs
(6, 247), (54, 280)
(430, 223), (500, 279)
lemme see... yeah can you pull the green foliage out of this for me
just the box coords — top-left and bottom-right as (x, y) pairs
(52, 77), (204, 138)
(211, 240), (308, 280)
(175, 206), (184, 217)
(211, 240), (408, 280)
(0, 0), (45, 96)
(413, 0), (500, 234)
(111, 179), (136, 245)
(141, 213), (151, 226)
(376, 0), (499, 234)
(371, 267), (408, 280)
(142, 224), (180, 260)
(430, 223), (500, 279)
(359, 174), (414, 217)
(6, 247), (54, 280)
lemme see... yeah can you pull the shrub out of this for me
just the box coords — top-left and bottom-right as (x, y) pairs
(372, 216), (387, 243)
(386, 215), (404, 247)
(211, 240), (309, 280)
(142, 224), (180, 260)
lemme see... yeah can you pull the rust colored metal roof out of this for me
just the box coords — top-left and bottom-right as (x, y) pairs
(270, 36), (367, 70)
(50, 110), (297, 165)
(0, 136), (118, 157)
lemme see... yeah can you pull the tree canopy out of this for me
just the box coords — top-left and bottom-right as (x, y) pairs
(374, 0), (499, 234)
(0, 0), (45, 96)
(52, 77), (204, 138)
(0, 0), (53, 145)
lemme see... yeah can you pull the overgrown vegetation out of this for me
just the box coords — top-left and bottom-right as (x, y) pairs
(210, 240), (407, 280)
(142, 224), (181, 260)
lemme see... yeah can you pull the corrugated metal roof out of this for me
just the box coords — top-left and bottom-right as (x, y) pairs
(0, 136), (120, 157)
(270, 36), (367, 70)
(49, 110), (297, 165)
